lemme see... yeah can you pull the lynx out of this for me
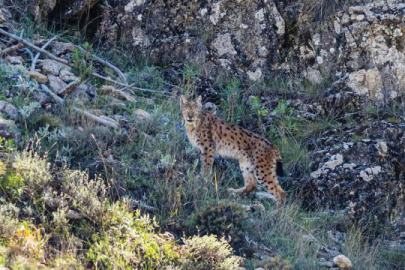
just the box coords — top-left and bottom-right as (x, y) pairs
(180, 95), (286, 206)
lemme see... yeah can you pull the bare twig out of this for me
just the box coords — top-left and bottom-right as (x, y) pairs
(31, 36), (58, 70)
(0, 28), (70, 66)
(92, 72), (167, 95)
(78, 46), (127, 84)
(73, 107), (119, 129)
(40, 84), (65, 105)
(1, 42), (24, 54)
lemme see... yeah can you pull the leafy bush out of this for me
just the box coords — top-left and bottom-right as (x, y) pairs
(61, 169), (109, 222)
(179, 235), (242, 270)
(87, 201), (180, 269)
(12, 151), (52, 189)
(0, 171), (24, 196)
(188, 201), (248, 249)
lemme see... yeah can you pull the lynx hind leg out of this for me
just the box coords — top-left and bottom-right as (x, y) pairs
(253, 155), (285, 206)
(228, 160), (257, 194)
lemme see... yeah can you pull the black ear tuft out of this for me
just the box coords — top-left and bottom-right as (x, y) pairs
(276, 161), (284, 177)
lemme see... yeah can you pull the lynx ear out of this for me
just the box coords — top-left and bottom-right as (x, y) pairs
(180, 95), (188, 108)
(196, 96), (203, 109)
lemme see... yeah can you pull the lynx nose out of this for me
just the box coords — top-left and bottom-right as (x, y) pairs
(187, 113), (193, 121)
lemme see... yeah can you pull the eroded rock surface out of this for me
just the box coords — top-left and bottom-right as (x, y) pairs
(302, 120), (405, 230)
(97, 0), (285, 82)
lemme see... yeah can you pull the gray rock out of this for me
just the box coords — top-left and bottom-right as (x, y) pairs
(0, 100), (18, 120)
(32, 91), (50, 106)
(133, 109), (152, 123)
(5, 56), (23, 65)
(59, 69), (79, 83)
(41, 59), (71, 76)
(0, 116), (20, 142)
(51, 41), (75, 55)
(48, 74), (67, 93)
(302, 120), (405, 229)
(57, 80), (80, 96)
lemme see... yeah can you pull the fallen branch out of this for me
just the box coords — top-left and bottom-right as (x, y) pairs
(92, 72), (168, 95)
(1, 42), (24, 54)
(31, 36), (58, 70)
(0, 28), (70, 66)
(40, 84), (65, 105)
(79, 46), (127, 84)
(73, 107), (119, 129)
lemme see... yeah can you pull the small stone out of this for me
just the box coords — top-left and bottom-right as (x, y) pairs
(51, 41), (76, 55)
(254, 268), (265, 270)
(41, 59), (71, 76)
(48, 75), (67, 93)
(5, 56), (23, 65)
(59, 69), (79, 83)
(333, 255), (352, 269)
(325, 154), (344, 170)
(57, 80), (80, 96)
(0, 116), (20, 142)
(204, 102), (217, 113)
(66, 210), (84, 220)
(100, 85), (135, 102)
(133, 109), (152, 122)
(255, 191), (277, 202)
(0, 100), (19, 120)
(28, 70), (48, 84)
(32, 91), (50, 106)
(247, 68), (263, 82)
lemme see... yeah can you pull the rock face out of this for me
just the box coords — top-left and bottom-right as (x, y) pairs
(95, 0), (405, 100)
(290, 0), (405, 102)
(302, 120), (405, 229)
(97, 0), (285, 82)
(10, 0), (405, 100)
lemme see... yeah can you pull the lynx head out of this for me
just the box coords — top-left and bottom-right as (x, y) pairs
(180, 95), (203, 127)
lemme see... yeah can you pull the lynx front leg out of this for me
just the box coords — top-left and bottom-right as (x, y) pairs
(228, 160), (257, 194)
(200, 146), (214, 176)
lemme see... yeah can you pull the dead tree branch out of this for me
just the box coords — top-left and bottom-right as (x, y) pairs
(73, 107), (119, 129)
(31, 36), (58, 70)
(1, 42), (24, 54)
(40, 84), (65, 105)
(0, 28), (70, 66)
(92, 72), (168, 95)
(79, 46), (127, 84)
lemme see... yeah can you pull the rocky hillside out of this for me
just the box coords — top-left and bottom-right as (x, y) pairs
(0, 0), (405, 269)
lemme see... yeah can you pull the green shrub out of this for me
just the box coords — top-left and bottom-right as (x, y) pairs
(179, 235), (242, 270)
(12, 151), (52, 189)
(87, 201), (180, 269)
(188, 201), (248, 249)
(0, 202), (20, 241)
(262, 255), (292, 270)
(61, 169), (109, 222)
(0, 171), (24, 195)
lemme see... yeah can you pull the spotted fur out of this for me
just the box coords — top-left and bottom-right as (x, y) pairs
(180, 95), (286, 206)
